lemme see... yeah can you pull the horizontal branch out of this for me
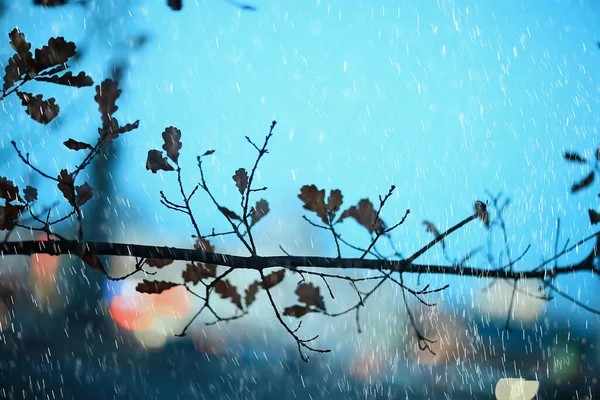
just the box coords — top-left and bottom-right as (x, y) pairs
(0, 239), (597, 280)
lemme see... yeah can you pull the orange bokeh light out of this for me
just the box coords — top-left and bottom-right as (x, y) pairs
(110, 286), (192, 332)
(30, 234), (59, 282)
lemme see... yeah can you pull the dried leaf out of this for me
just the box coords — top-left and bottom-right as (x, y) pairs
(75, 183), (93, 206)
(4, 55), (29, 91)
(326, 189), (343, 213)
(233, 168), (249, 194)
(168, 0), (182, 10)
(337, 199), (384, 234)
(283, 305), (313, 318)
(201, 150), (215, 157)
(572, 171), (595, 193)
(195, 238), (215, 252)
(0, 177), (19, 202)
(182, 263), (213, 284)
(214, 280), (243, 310)
(34, 36), (76, 73)
(475, 201), (489, 228)
(118, 120), (140, 134)
(9, 28), (33, 63)
(0, 204), (24, 231)
(79, 253), (106, 274)
(263, 269), (285, 289)
(63, 138), (93, 151)
(295, 283), (326, 312)
(596, 147), (600, 161)
(57, 169), (74, 205)
(136, 280), (179, 294)
(35, 71), (93, 87)
(145, 259), (174, 268)
(194, 238), (217, 276)
(589, 209), (600, 225)
(245, 281), (262, 307)
(423, 220), (445, 249)
(563, 152), (587, 163)
(298, 185), (327, 224)
(23, 186), (37, 203)
(162, 126), (182, 164)
(17, 92), (59, 124)
(34, 0), (68, 6)
(146, 150), (175, 173)
(94, 79), (121, 128)
(250, 199), (269, 226)
(218, 206), (241, 221)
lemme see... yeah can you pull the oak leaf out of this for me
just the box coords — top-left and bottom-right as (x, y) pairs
(63, 138), (93, 151)
(17, 92), (59, 124)
(296, 283), (326, 312)
(214, 280), (243, 310)
(136, 280), (179, 294)
(572, 171), (594, 193)
(233, 168), (248, 194)
(162, 126), (182, 164)
(146, 150), (175, 173)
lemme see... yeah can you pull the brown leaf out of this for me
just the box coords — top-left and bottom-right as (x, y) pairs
(162, 126), (182, 164)
(34, 36), (76, 73)
(326, 189), (343, 213)
(298, 185), (327, 224)
(34, 0), (68, 6)
(245, 281), (262, 307)
(218, 206), (241, 221)
(63, 138), (93, 151)
(232, 168), (249, 194)
(75, 183), (93, 206)
(201, 150), (215, 157)
(214, 280), (243, 310)
(263, 269), (285, 290)
(193, 238), (217, 276)
(295, 283), (326, 312)
(195, 238), (215, 252)
(35, 71), (93, 87)
(57, 170), (74, 205)
(136, 280), (179, 294)
(563, 152), (587, 163)
(589, 209), (600, 225)
(474, 201), (489, 228)
(337, 199), (384, 234)
(0, 177), (19, 202)
(4, 55), (28, 91)
(17, 92), (59, 124)
(146, 150), (175, 173)
(423, 220), (445, 248)
(250, 199), (269, 226)
(0, 204), (24, 231)
(182, 263), (214, 284)
(283, 305), (313, 318)
(118, 120), (140, 134)
(572, 171), (595, 193)
(79, 253), (106, 274)
(9, 28), (33, 64)
(94, 79), (121, 128)
(145, 259), (174, 268)
(23, 186), (37, 203)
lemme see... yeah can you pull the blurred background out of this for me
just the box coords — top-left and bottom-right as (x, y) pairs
(0, 0), (600, 398)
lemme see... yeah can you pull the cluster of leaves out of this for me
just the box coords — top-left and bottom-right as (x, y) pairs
(3, 28), (93, 124)
(1, 29), (140, 274)
(298, 185), (385, 234)
(0, 177), (37, 231)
